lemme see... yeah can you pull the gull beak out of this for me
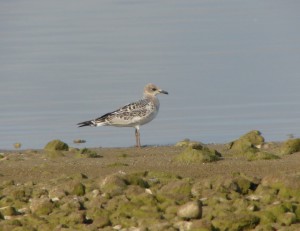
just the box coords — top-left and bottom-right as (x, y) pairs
(159, 89), (168, 95)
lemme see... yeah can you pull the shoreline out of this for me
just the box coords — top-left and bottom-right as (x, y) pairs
(1, 137), (300, 230)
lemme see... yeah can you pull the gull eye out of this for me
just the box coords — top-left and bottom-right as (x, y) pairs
(151, 88), (157, 91)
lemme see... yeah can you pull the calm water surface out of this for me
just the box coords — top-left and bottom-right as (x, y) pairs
(1, 0), (300, 149)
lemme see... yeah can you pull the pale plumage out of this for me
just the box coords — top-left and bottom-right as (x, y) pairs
(77, 83), (168, 147)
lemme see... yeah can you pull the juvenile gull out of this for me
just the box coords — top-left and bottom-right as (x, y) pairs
(77, 83), (168, 148)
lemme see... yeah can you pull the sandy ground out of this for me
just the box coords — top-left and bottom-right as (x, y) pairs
(1, 144), (300, 184)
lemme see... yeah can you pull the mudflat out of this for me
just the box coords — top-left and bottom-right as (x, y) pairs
(1, 144), (300, 184)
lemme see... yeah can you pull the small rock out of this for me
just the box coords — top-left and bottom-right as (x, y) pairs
(175, 145), (221, 164)
(158, 179), (192, 202)
(72, 182), (86, 196)
(49, 187), (66, 200)
(228, 130), (264, 153)
(100, 174), (127, 197)
(277, 212), (297, 226)
(280, 138), (300, 155)
(73, 139), (86, 144)
(44, 139), (69, 151)
(0, 206), (18, 216)
(174, 221), (193, 231)
(175, 139), (204, 149)
(30, 198), (54, 215)
(145, 188), (153, 195)
(177, 200), (202, 219)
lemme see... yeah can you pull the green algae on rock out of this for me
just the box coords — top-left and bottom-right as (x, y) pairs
(228, 130), (263, 151)
(246, 151), (279, 161)
(29, 198), (54, 216)
(44, 139), (69, 151)
(1, 170), (300, 230)
(157, 179), (192, 203)
(175, 139), (205, 149)
(175, 144), (221, 164)
(72, 182), (86, 196)
(212, 213), (260, 231)
(280, 138), (300, 155)
(77, 147), (101, 158)
(100, 174), (127, 197)
(177, 200), (202, 219)
(227, 130), (280, 161)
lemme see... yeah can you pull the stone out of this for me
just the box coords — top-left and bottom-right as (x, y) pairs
(175, 139), (204, 149)
(0, 206), (18, 216)
(212, 213), (260, 231)
(280, 138), (300, 155)
(177, 201), (202, 219)
(174, 221), (193, 231)
(158, 179), (192, 202)
(44, 139), (69, 151)
(100, 174), (127, 197)
(227, 131), (280, 160)
(30, 198), (54, 215)
(72, 182), (86, 196)
(175, 146), (221, 164)
(228, 130), (264, 152)
(49, 187), (66, 200)
(277, 212), (297, 226)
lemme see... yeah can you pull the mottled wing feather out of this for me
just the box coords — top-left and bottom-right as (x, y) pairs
(94, 99), (154, 126)
(117, 99), (151, 113)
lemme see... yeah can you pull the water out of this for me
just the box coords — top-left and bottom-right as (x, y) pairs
(1, 0), (300, 149)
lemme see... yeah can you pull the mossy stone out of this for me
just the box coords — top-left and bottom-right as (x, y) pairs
(280, 138), (300, 155)
(228, 140), (279, 161)
(100, 174), (127, 197)
(131, 205), (161, 219)
(255, 210), (276, 224)
(30, 198), (54, 216)
(175, 139), (204, 149)
(125, 172), (150, 188)
(78, 148), (101, 158)
(266, 204), (289, 219)
(45, 151), (65, 158)
(228, 130), (265, 156)
(246, 151), (280, 161)
(144, 171), (181, 186)
(158, 179), (192, 202)
(212, 213), (260, 231)
(60, 196), (83, 211)
(11, 188), (26, 201)
(177, 200), (202, 219)
(176, 146), (221, 164)
(0, 206), (18, 216)
(294, 205), (300, 221)
(44, 139), (69, 151)
(130, 192), (157, 207)
(277, 212), (297, 226)
(59, 211), (86, 226)
(241, 130), (264, 145)
(124, 185), (145, 199)
(72, 182), (86, 196)
(86, 208), (111, 228)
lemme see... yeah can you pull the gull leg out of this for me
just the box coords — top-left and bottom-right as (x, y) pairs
(135, 127), (141, 148)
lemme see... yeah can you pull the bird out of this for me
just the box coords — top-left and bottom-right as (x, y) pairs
(77, 83), (168, 148)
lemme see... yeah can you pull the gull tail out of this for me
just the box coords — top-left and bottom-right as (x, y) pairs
(77, 120), (96, 127)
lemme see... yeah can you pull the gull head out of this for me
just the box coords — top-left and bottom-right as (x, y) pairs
(144, 83), (168, 97)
